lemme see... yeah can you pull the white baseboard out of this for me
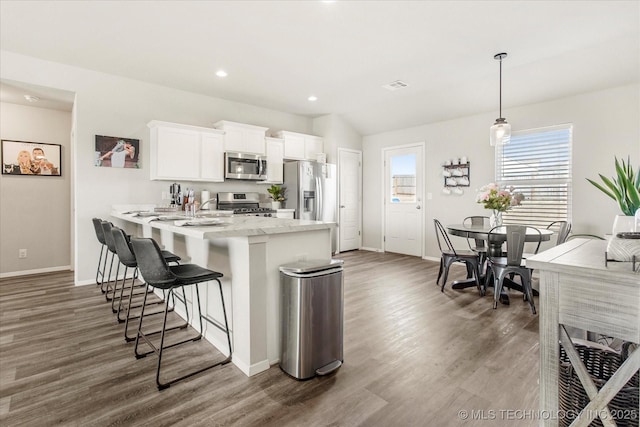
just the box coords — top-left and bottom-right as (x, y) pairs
(75, 278), (98, 286)
(360, 247), (383, 253)
(0, 265), (71, 279)
(422, 255), (440, 263)
(75, 270), (137, 287)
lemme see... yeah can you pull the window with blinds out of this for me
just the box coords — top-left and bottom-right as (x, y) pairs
(497, 124), (572, 228)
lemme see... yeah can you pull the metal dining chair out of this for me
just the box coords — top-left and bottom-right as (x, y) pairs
(434, 219), (483, 295)
(547, 221), (572, 245)
(486, 225), (542, 314)
(462, 216), (490, 268)
(462, 216), (489, 252)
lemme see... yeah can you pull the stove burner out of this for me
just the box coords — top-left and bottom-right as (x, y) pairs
(216, 193), (276, 217)
(234, 207), (273, 213)
(232, 207), (276, 216)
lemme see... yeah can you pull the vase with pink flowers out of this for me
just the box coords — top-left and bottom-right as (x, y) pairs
(476, 183), (524, 227)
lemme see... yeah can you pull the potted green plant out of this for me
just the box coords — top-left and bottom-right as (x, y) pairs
(266, 184), (286, 210)
(587, 156), (640, 233)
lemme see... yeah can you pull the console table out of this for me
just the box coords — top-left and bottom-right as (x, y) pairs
(527, 238), (639, 427)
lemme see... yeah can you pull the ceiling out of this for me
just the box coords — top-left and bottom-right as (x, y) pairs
(0, 80), (74, 112)
(1, 1), (638, 136)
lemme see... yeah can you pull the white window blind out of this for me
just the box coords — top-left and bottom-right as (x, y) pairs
(496, 124), (572, 228)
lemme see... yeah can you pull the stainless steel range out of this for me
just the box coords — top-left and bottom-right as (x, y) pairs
(217, 192), (276, 217)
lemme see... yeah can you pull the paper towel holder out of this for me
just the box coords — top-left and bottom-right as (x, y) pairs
(200, 190), (214, 210)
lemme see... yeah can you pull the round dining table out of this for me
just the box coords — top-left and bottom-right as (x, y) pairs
(445, 223), (554, 301)
(446, 223), (554, 257)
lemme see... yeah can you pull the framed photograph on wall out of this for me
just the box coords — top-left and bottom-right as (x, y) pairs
(94, 135), (139, 168)
(1, 139), (62, 176)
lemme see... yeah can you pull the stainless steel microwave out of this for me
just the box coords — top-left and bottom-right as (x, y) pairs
(225, 152), (267, 180)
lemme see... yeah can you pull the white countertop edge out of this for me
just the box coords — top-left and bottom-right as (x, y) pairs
(111, 210), (334, 239)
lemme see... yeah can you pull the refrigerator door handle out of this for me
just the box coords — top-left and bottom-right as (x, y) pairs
(316, 177), (322, 221)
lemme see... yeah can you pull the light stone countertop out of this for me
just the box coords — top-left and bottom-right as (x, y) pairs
(111, 209), (335, 240)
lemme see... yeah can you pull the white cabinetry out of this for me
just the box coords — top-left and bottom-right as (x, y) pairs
(213, 120), (268, 155)
(274, 130), (324, 161)
(148, 120), (225, 182)
(304, 135), (324, 160)
(265, 137), (284, 184)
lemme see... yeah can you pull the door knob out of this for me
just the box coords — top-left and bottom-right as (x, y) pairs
(416, 205), (421, 209)
(340, 205), (345, 208)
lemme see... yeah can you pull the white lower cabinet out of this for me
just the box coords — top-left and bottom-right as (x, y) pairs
(148, 120), (225, 182)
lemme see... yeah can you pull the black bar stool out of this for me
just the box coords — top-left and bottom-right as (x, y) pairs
(101, 221), (128, 308)
(91, 218), (108, 287)
(111, 227), (181, 341)
(99, 221), (119, 297)
(130, 237), (232, 390)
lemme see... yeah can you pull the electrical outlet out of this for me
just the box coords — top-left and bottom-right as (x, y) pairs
(19, 249), (27, 259)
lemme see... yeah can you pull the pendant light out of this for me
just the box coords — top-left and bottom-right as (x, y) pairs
(490, 52), (511, 146)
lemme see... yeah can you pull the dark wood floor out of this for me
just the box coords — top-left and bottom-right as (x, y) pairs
(0, 251), (540, 426)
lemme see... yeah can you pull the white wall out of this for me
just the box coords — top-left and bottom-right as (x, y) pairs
(0, 102), (72, 276)
(1, 50), (315, 284)
(313, 113), (363, 163)
(363, 84), (640, 259)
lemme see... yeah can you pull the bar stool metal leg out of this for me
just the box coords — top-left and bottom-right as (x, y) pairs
(130, 237), (232, 390)
(95, 244), (105, 286)
(153, 281), (232, 390)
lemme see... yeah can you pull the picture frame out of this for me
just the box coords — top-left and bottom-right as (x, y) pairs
(1, 139), (62, 176)
(94, 135), (140, 168)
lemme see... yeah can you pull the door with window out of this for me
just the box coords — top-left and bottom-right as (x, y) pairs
(384, 144), (424, 257)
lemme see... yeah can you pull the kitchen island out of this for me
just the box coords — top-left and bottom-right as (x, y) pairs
(111, 208), (335, 377)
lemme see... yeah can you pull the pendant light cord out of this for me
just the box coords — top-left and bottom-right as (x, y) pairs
(499, 57), (502, 118)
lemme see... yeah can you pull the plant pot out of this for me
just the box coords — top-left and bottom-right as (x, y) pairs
(272, 201), (281, 210)
(612, 215), (636, 234)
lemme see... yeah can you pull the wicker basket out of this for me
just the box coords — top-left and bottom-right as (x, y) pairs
(559, 342), (639, 427)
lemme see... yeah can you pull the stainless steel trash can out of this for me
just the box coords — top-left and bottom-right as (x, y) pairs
(279, 259), (344, 380)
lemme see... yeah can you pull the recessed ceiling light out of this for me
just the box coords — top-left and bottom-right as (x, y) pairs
(308, 95), (318, 102)
(216, 70), (228, 78)
(24, 94), (40, 102)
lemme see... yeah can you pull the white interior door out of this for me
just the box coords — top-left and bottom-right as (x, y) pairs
(338, 149), (362, 252)
(384, 144), (423, 257)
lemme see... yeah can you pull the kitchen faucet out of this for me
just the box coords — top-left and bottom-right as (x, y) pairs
(197, 197), (218, 212)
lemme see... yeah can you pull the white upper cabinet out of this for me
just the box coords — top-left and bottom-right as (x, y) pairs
(213, 120), (268, 155)
(304, 135), (324, 160)
(148, 120), (225, 182)
(264, 137), (284, 184)
(200, 132), (225, 181)
(273, 130), (324, 161)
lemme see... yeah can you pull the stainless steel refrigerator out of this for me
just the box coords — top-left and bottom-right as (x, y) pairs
(284, 161), (337, 253)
